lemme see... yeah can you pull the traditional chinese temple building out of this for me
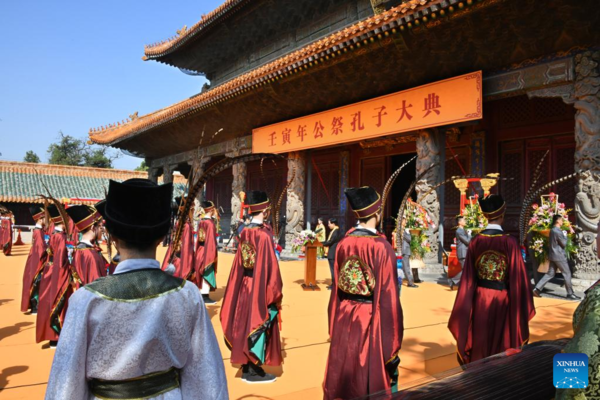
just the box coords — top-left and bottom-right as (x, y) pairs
(0, 160), (185, 225)
(89, 0), (600, 287)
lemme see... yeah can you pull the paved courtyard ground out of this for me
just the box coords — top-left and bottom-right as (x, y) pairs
(0, 244), (579, 399)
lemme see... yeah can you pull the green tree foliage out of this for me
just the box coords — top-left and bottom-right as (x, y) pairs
(47, 132), (119, 168)
(134, 160), (148, 172)
(24, 150), (41, 163)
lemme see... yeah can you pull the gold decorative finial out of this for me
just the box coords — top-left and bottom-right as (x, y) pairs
(176, 25), (187, 36)
(129, 112), (139, 121)
(480, 173), (500, 195)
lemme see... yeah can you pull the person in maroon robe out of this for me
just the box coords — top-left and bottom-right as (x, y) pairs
(161, 198), (190, 277)
(195, 200), (219, 304)
(220, 190), (283, 383)
(36, 204), (73, 347)
(66, 205), (107, 289)
(0, 210), (14, 256)
(172, 196), (195, 281)
(323, 187), (403, 399)
(21, 206), (48, 314)
(448, 194), (536, 365)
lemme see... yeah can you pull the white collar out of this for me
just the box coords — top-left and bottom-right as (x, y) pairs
(79, 239), (93, 247)
(35, 224), (43, 229)
(359, 226), (377, 234)
(54, 226), (63, 232)
(113, 259), (160, 275)
(251, 218), (263, 225)
(485, 224), (503, 231)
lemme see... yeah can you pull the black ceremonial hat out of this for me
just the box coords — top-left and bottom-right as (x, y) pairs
(29, 205), (44, 220)
(66, 205), (102, 232)
(47, 204), (62, 223)
(96, 179), (173, 244)
(479, 194), (506, 220)
(344, 186), (382, 219)
(201, 200), (215, 212)
(246, 191), (270, 214)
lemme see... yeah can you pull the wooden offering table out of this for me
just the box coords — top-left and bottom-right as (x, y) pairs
(301, 240), (323, 291)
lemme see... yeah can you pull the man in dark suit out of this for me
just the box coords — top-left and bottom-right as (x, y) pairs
(322, 218), (343, 290)
(533, 215), (580, 300)
(401, 223), (418, 288)
(449, 216), (471, 290)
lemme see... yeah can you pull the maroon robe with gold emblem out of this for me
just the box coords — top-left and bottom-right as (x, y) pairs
(71, 243), (107, 290)
(448, 229), (536, 364)
(21, 227), (48, 312)
(323, 228), (403, 400)
(220, 222), (283, 366)
(1, 217), (13, 255)
(36, 230), (72, 342)
(194, 218), (218, 289)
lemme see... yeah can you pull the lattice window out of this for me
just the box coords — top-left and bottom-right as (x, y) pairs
(500, 152), (523, 205)
(498, 96), (532, 127)
(444, 157), (465, 208)
(361, 160), (385, 195)
(532, 97), (571, 121)
(495, 96), (574, 129)
(311, 157), (341, 223)
(526, 149), (551, 191)
(554, 146), (576, 210)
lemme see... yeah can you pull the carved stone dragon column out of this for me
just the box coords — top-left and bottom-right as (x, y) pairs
(284, 151), (306, 254)
(415, 128), (443, 266)
(528, 51), (600, 289)
(572, 51), (600, 286)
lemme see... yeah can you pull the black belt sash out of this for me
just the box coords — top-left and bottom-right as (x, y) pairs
(88, 368), (180, 399)
(339, 292), (374, 303)
(477, 279), (506, 291)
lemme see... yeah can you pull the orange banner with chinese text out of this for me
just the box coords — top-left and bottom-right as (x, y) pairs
(253, 71), (482, 154)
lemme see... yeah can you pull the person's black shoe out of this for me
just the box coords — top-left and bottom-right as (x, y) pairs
(566, 294), (581, 300)
(532, 288), (542, 298)
(241, 364), (250, 380)
(49, 340), (58, 349)
(242, 363), (276, 384)
(326, 285), (332, 290)
(448, 281), (455, 290)
(407, 284), (419, 288)
(202, 294), (217, 304)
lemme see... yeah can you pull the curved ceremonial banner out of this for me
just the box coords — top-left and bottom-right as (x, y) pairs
(253, 71), (482, 154)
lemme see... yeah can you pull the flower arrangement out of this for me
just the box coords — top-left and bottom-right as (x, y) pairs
(462, 195), (487, 231)
(527, 193), (577, 263)
(404, 199), (433, 231)
(410, 232), (432, 259)
(291, 229), (317, 254)
(402, 200), (434, 259)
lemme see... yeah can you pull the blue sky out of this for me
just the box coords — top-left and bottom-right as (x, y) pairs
(0, 0), (223, 170)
